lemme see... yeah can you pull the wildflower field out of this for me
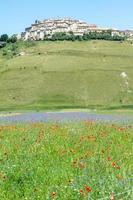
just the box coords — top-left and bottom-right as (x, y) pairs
(0, 122), (132, 199)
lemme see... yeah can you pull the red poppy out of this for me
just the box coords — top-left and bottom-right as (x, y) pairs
(112, 162), (116, 168)
(111, 162), (120, 169)
(84, 185), (91, 193)
(79, 189), (83, 194)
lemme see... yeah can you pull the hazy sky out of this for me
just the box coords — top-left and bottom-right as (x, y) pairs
(0, 0), (133, 35)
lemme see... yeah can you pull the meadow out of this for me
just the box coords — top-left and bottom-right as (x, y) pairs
(0, 122), (132, 199)
(0, 40), (133, 111)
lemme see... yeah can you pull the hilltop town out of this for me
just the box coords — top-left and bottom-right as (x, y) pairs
(19, 18), (133, 41)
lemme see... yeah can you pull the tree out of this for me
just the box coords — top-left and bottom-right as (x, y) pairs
(75, 35), (83, 41)
(0, 34), (8, 42)
(7, 35), (17, 43)
(43, 30), (126, 42)
(51, 32), (68, 41)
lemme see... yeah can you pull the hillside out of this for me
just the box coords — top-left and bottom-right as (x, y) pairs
(0, 40), (133, 111)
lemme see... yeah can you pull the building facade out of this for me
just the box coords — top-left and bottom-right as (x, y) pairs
(20, 18), (122, 40)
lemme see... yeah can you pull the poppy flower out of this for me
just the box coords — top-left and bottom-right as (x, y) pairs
(79, 189), (83, 194)
(112, 162), (120, 169)
(112, 162), (116, 168)
(84, 185), (91, 193)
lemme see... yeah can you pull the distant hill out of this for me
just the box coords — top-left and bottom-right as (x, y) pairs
(0, 40), (133, 111)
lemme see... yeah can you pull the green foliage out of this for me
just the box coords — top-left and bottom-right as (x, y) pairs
(112, 35), (126, 41)
(2, 43), (18, 57)
(83, 31), (125, 41)
(2, 49), (8, 56)
(44, 31), (125, 42)
(7, 35), (17, 43)
(0, 34), (8, 42)
(24, 40), (37, 47)
(0, 34), (17, 50)
(9, 43), (18, 51)
(51, 32), (68, 41)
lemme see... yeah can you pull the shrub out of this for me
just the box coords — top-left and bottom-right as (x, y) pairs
(24, 40), (37, 47)
(2, 49), (8, 56)
(0, 34), (8, 42)
(43, 31), (125, 42)
(7, 35), (17, 43)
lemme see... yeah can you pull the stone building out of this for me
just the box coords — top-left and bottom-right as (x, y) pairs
(20, 18), (122, 40)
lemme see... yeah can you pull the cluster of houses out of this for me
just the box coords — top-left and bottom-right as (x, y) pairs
(18, 18), (133, 40)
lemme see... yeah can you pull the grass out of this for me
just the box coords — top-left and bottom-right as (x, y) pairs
(0, 40), (133, 111)
(0, 122), (132, 199)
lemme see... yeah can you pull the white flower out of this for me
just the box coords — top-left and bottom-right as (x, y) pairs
(120, 72), (128, 78)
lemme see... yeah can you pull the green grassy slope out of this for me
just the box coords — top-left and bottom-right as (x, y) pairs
(0, 40), (133, 111)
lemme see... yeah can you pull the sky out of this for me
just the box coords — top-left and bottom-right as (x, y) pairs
(0, 0), (133, 35)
